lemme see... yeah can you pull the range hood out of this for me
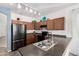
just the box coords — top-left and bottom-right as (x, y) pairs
(40, 25), (47, 28)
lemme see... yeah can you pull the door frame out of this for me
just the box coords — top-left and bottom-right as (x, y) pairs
(0, 7), (11, 51)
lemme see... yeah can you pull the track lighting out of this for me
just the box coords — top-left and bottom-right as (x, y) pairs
(17, 3), (21, 8)
(29, 8), (33, 13)
(34, 11), (37, 14)
(38, 13), (40, 15)
(25, 7), (28, 11)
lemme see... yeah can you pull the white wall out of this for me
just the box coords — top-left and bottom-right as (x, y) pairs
(11, 12), (33, 22)
(0, 13), (7, 37)
(45, 4), (79, 38)
(69, 11), (79, 55)
(64, 10), (79, 56)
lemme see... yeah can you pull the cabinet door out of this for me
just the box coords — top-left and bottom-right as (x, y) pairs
(26, 22), (34, 30)
(30, 22), (34, 30)
(26, 35), (35, 45)
(40, 21), (47, 25)
(54, 17), (64, 30)
(35, 22), (41, 30)
(47, 20), (54, 30)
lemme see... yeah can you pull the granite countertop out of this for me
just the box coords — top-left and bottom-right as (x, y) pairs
(18, 36), (71, 56)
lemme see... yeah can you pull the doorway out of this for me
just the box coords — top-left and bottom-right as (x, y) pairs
(0, 13), (7, 51)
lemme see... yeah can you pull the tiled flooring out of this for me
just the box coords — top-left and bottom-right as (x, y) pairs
(0, 37), (21, 56)
(0, 36), (7, 47)
(0, 47), (21, 56)
(0, 36), (71, 56)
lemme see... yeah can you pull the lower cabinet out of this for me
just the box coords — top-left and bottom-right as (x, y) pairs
(26, 34), (37, 45)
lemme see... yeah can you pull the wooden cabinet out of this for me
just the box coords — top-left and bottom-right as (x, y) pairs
(34, 21), (47, 30)
(26, 22), (34, 30)
(47, 20), (54, 30)
(40, 21), (47, 25)
(26, 34), (37, 45)
(54, 17), (64, 30)
(34, 22), (40, 30)
(47, 17), (64, 30)
(12, 17), (64, 30)
(12, 20), (26, 25)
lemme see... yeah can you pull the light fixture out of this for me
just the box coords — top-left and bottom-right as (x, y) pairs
(34, 11), (37, 14)
(38, 13), (40, 15)
(17, 3), (21, 8)
(29, 8), (33, 13)
(25, 4), (28, 6)
(25, 7), (28, 11)
(9, 3), (14, 5)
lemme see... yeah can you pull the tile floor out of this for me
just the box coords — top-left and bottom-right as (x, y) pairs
(0, 36), (7, 47)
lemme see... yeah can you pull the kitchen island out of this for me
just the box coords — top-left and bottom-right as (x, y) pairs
(17, 36), (71, 56)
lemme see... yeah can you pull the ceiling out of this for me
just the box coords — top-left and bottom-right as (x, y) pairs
(0, 3), (78, 17)
(26, 3), (77, 15)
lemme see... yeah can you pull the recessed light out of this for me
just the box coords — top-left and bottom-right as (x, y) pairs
(17, 4), (21, 8)
(29, 8), (33, 13)
(25, 7), (28, 11)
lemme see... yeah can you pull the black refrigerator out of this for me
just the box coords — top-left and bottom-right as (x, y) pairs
(11, 23), (27, 51)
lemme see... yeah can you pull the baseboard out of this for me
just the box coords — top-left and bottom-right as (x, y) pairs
(0, 36), (6, 39)
(53, 34), (66, 38)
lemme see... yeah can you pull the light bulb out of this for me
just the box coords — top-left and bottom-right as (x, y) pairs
(17, 4), (21, 8)
(25, 7), (28, 11)
(38, 13), (40, 15)
(34, 11), (37, 14)
(29, 8), (33, 13)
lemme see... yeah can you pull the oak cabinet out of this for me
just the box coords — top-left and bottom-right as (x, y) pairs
(35, 22), (41, 30)
(54, 17), (64, 30)
(40, 21), (47, 25)
(26, 34), (37, 45)
(12, 20), (26, 24)
(47, 20), (54, 30)
(26, 22), (34, 30)
(47, 17), (64, 30)
(35, 21), (47, 30)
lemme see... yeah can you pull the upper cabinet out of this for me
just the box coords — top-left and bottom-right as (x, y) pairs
(34, 21), (47, 30)
(40, 21), (47, 25)
(47, 17), (64, 30)
(12, 20), (26, 24)
(35, 22), (41, 30)
(12, 17), (64, 30)
(54, 17), (64, 30)
(47, 19), (54, 30)
(26, 22), (34, 30)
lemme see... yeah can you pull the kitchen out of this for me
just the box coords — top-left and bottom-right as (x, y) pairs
(0, 3), (79, 56)
(10, 16), (71, 56)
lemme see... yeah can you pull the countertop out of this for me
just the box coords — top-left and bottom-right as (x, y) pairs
(18, 36), (71, 56)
